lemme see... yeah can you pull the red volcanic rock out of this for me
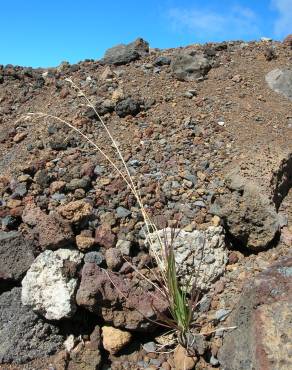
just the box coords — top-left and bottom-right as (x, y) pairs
(219, 257), (292, 370)
(94, 224), (116, 249)
(76, 263), (168, 331)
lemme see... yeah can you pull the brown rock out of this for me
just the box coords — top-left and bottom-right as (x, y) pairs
(102, 326), (132, 354)
(105, 248), (123, 270)
(13, 132), (27, 143)
(76, 235), (96, 251)
(58, 200), (93, 223)
(22, 204), (73, 249)
(95, 224), (116, 249)
(161, 362), (171, 370)
(174, 345), (197, 370)
(228, 251), (239, 264)
(218, 257), (292, 370)
(89, 325), (101, 350)
(7, 199), (22, 208)
(50, 181), (66, 194)
(281, 227), (292, 246)
(67, 342), (101, 370)
(283, 34), (292, 47)
(81, 162), (95, 178)
(211, 173), (280, 249)
(100, 66), (114, 80)
(9, 206), (24, 217)
(59, 87), (70, 99)
(76, 263), (168, 331)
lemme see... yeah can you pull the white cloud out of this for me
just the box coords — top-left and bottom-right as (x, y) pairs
(271, 0), (292, 37)
(168, 4), (260, 40)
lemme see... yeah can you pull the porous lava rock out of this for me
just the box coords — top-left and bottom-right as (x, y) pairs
(147, 226), (227, 290)
(0, 231), (35, 292)
(21, 249), (83, 320)
(171, 52), (211, 81)
(211, 173), (280, 249)
(100, 38), (149, 65)
(0, 287), (63, 364)
(76, 263), (168, 331)
(218, 257), (292, 370)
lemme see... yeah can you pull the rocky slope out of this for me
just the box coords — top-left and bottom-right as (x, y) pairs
(0, 36), (291, 369)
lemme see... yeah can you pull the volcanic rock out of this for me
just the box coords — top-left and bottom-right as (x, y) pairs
(100, 38), (149, 65)
(283, 34), (292, 47)
(76, 234), (96, 251)
(171, 53), (211, 81)
(0, 287), (63, 364)
(58, 200), (93, 223)
(102, 326), (132, 355)
(211, 173), (280, 249)
(265, 68), (292, 100)
(76, 263), (168, 331)
(105, 248), (123, 270)
(174, 345), (197, 370)
(67, 342), (102, 370)
(22, 204), (74, 250)
(147, 226), (227, 290)
(218, 257), (292, 370)
(95, 224), (116, 249)
(21, 248), (83, 320)
(0, 231), (35, 292)
(115, 97), (141, 118)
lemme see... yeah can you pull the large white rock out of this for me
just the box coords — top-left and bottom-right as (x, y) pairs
(21, 249), (83, 320)
(147, 226), (227, 290)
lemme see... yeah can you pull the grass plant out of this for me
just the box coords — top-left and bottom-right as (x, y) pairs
(22, 78), (207, 357)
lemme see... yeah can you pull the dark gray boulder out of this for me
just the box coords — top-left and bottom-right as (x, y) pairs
(100, 38), (149, 65)
(0, 288), (63, 363)
(85, 98), (115, 119)
(210, 173), (280, 250)
(153, 56), (171, 66)
(115, 97), (141, 117)
(0, 231), (35, 292)
(265, 68), (292, 100)
(171, 52), (211, 81)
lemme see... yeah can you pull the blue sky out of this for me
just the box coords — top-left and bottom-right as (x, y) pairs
(1, 0), (291, 68)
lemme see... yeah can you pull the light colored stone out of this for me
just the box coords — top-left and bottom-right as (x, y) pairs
(6, 199), (22, 208)
(174, 345), (197, 370)
(50, 180), (66, 194)
(116, 239), (131, 255)
(13, 132), (27, 143)
(147, 226), (227, 290)
(112, 87), (125, 103)
(100, 66), (114, 80)
(64, 335), (76, 352)
(212, 215), (221, 227)
(58, 200), (92, 223)
(76, 235), (95, 251)
(21, 249), (83, 320)
(102, 326), (132, 354)
(265, 68), (292, 101)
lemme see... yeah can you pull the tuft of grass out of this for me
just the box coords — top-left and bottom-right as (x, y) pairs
(21, 78), (204, 356)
